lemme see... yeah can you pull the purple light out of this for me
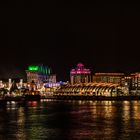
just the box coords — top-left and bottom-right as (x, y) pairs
(77, 63), (84, 67)
(70, 63), (91, 75)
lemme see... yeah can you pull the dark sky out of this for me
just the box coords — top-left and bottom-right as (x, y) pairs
(0, 1), (140, 81)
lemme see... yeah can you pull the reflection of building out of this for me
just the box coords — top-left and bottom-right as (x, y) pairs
(70, 63), (92, 84)
(26, 64), (56, 84)
(93, 73), (124, 85)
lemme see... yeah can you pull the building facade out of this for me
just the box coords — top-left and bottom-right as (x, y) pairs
(70, 63), (92, 84)
(93, 73), (125, 85)
(26, 64), (56, 84)
(131, 73), (140, 90)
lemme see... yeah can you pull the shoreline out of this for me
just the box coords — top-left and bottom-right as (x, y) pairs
(52, 95), (140, 101)
(1, 95), (140, 102)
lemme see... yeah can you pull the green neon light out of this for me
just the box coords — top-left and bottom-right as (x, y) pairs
(28, 66), (39, 71)
(46, 69), (48, 74)
(48, 68), (51, 74)
(28, 65), (51, 75)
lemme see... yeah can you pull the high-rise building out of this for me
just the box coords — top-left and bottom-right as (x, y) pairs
(26, 64), (56, 84)
(70, 63), (92, 84)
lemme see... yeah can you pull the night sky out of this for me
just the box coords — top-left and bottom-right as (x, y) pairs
(0, 1), (140, 81)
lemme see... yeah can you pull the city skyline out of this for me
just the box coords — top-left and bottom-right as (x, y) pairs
(1, 2), (140, 140)
(0, 62), (140, 82)
(1, 1), (140, 80)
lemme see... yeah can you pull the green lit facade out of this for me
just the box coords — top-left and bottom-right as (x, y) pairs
(28, 65), (39, 71)
(28, 65), (51, 75)
(26, 64), (56, 84)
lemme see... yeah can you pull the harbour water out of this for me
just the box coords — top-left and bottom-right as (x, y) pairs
(0, 100), (140, 140)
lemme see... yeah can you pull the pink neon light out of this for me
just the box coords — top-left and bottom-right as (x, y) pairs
(77, 63), (84, 67)
(70, 63), (91, 75)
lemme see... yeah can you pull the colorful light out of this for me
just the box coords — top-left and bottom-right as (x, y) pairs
(70, 63), (91, 75)
(28, 66), (39, 71)
(28, 65), (52, 75)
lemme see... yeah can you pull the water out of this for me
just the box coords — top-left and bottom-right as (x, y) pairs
(0, 100), (140, 140)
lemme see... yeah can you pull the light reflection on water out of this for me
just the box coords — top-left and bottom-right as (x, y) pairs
(0, 100), (140, 139)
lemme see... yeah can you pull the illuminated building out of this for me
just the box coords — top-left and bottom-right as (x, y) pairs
(70, 63), (92, 84)
(121, 76), (132, 88)
(26, 64), (56, 84)
(131, 73), (140, 90)
(93, 73), (125, 85)
(55, 82), (121, 97)
(44, 81), (66, 88)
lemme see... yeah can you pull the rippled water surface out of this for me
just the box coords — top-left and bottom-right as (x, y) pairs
(0, 100), (140, 140)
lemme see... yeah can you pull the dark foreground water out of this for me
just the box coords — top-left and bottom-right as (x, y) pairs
(0, 100), (140, 140)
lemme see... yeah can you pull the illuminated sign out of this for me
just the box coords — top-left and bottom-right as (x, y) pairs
(70, 63), (91, 75)
(28, 66), (39, 71)
(28, 65), (52, 75)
